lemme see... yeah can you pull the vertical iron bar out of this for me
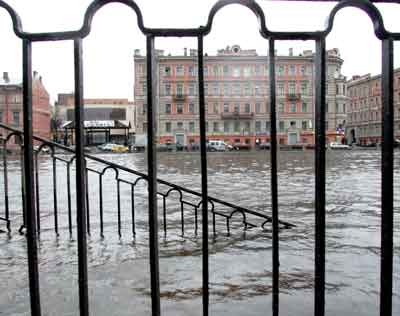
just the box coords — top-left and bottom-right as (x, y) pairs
(269, 38), (279, 316)
(34, 151), (40, 234)
(146, 35), (161, 316)
(198, 35), (209, 316)
(85, 168), (90, 236)
(3, 140), (10, 232)
(74, 38), (89, 316)
(22, 39), (41, 316)
(20, 144), (27, 229)
(131, 184), (135, 237)
(163, 196), (167, 236)
(380, 38), (393, 316)
(180, 201), (184, 236)
(67, 163), (72, 236)
(99, 174), (104, 238)
(117, 180), (121, 238)
(314, 37), (326, 316)
(52, 155), (59, 235)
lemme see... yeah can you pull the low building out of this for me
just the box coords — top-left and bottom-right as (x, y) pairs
(0, 71), (51, 142)
(134, 45), (348, 148)
(346, 69), (400, 145)
(55, 94), (135, 146)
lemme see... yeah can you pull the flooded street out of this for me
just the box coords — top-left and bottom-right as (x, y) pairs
(0, 149), (399, 315)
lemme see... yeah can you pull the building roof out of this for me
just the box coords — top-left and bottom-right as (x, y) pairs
(0, 73), (21, 86)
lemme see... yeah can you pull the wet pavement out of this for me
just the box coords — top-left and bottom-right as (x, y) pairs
(0, 149), (399, 315)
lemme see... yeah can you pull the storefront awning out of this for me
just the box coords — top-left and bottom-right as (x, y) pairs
(61, 120), (131, 129)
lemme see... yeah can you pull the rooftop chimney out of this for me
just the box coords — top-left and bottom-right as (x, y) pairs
(184, 48), (187, 56)
(33, 70), (38, 78)
(3, 72), (9, 83)
(289, 48), (293, 56)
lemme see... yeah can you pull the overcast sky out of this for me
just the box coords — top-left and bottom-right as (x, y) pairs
(1, 0), (399, 103)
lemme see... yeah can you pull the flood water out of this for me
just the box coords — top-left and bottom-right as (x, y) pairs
(0, 149), (399, 316)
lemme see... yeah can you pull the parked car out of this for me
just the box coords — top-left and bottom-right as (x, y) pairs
(232, 143), (251, 151)
(98, 143), (117, 152)
(258, 142), (270, 150)
(111, 144), (129, 153)
(207, 140), (226, 152)
(329, 142), (351, 150)
(157, 144), (174, 152)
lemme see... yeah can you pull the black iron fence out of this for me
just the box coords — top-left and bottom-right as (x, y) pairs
(0, 1), (397, 316)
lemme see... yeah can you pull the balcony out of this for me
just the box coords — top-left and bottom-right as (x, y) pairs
(221, 112), (254, 120)
(173, 94), (187, 102)
(286, 93), (301, 101)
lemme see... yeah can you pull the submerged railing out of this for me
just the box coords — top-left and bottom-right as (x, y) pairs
(0, 1), (397, 316)
(0, 123), (295, 238)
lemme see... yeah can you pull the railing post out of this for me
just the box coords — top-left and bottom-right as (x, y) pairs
(198, 35), (209, 316)
(22, 39), (41, 316)
(380, 38), (393, 316)
(74, 38), (89, 316)
(314, 37), (326, 316)
(269, 38), (279, 316)
(146, 35), (161, 316)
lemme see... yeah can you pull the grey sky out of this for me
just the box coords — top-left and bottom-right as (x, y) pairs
(1, 0), (399, 103)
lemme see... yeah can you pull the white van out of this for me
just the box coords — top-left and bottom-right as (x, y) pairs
(208, 140), (226, 152)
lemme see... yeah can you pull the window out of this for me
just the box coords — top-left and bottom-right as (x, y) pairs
(255, 103), (261, 113)
(188, 66), (195, 76)
(233, 83), (241, 95)
(213, 65), (219, 76)
(301, 102), (307, 112)
(234, 103), (240, 113)
(142, 82), (147, 95)
(290, 121), (296, 128)
(165, 84), (171, 95)
(245, 103), (250, 113)
(277, 82), (284, 95)
(224, 83), (230, 95)
(290, 103), (296, 113)
(243, 67), (251, 77)
(278, 103), (284, 112)
(233, 66), (241, 77)
(164, 66), (171, 76)
(335, 102), (339, 113)
(165, 122), (171, 132)
(176, 65), (184, 76)
(279, 121), (285, 131)
(288, 82), (296, 94)
(213, 122), (219, 132)
(254, 84), (260, 96)
(302, 121), (308, 130)
(224, 103), (229, 113)
(223, 65), (229, 76)
(244, 83), (251, 95)
(189, 103), (195, 114)
(213, 103), (219, 113)
(12, 111), (20, 126)
(204, 83), (208, 95)
(300, 65), (306, 75)
(224, 121), (230, 133)
(177, 122), (183, 129)
(244, 121), (250, 131)
(212, 83), (219, 95)
(165, 103), (171, 114)
(189, 122), (195, 132)
(255, 65), (261, 76)
(265, 121), (270, 131)
(301, 82), (308, 95)
(176, 83), (183, 95)
(204, 66), (208, 76)
(143, 123), (147, 132)
(189, 83), (196, 95)
(277, 65), (284, 76)
(234, 121), (240, 132)
(142, 104), (147, 115)
(177, 104), (183, 114)
(289, 65), (296, 75)
(0, 111), (2, 122)
(205, 122), (208, 132)
(255, 121), (261, 132)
